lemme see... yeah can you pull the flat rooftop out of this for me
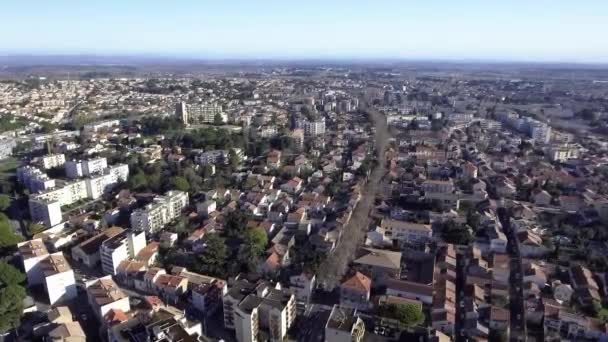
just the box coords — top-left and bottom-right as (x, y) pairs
(18, 239), (49, 260)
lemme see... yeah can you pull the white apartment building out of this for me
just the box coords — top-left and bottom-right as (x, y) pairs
(195, 150), (229, 165)
(130, 190), (189, 233)
(234, 296), (261, 342)
(422, 179), (455, 194)
(177, 102), (227, 125)
(18, 240), (76, 305)
(530, 121), (551, 144)
(18, 239), (49, 285)
(379, 218), (432, 244)
(83, 119), (120, 133)
(0, 138), (16, 160)
(17, 166), (56, 193)
(85, 164), (129, 199)
(29, 198), (62, 227)
(86, 276), (130, 321)
(100, 230), (146, 275)
(40, 253), (77, 305)
(301, 119), (326, 137)
(65, 157), (108, 178)
(30, 180), (88, 206)
(224, 280), (296, 342)
(41, 153), (66, 170)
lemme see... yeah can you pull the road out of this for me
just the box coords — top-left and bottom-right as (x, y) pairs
(454, 252), (467, 342)
(498, 207), (527, 342)
(318, 102), (392, 289)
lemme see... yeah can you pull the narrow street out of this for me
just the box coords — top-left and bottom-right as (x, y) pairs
(318, 103), (392, 289)
(498, 207), (527, 342)
(454, 252), (467, 342)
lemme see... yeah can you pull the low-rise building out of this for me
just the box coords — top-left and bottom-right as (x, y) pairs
(325, 305), (365, 342)
(85, 276), (130, 321)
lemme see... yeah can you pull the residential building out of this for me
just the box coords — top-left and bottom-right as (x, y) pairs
(376, 219), (432, 244)
(41, 153), (66, 170)
(65, 157), (108, 178)
(353, 248), (401, 285)
(18, 239), (50, 285)
(130, 190), (189, 233)
(340, 272), (371, 310)
(289, 272), (316, 305)
(224, 280), (296, 342)
(100, 230), (146, 275)
(177, 101), (227, 125)
(385, 278), (434, 305)
(0, 138), (16, 160)
(325, 305), (365, 342)
(72, 227), (125, 268)
(29, 198), (62, 227)
(17, 166), (56, 192)
(85, 276), (130, 321)
(39, 252), (77, 305)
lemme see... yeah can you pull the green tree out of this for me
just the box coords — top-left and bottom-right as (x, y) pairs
(0, 262), (26, 286)
(171, 176), (190, 192)
(0, 214), (22, 248)
(229, 148), (241, 171)
(440, 220), (473, 245)
(378, 303), (424, 327)
(195, 234), (228, 278)
(128, 171), (148, 191)
(26, 222), (46, 237)
(0, 261), (26, 333)
(0, 195), (10, 211)
(214, 113), (225, 125)
(224, 211), (248, 238)
(237, 228), (268, 272)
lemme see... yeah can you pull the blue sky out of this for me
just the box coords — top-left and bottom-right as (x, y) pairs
(1, 0), (607, 63)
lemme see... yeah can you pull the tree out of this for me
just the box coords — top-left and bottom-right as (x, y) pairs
(195, 234), (228, 278)
(128, 171), (148, 191)
(0, 214), (22, 248)
(237, 228), (269, 272)
(0, 262), (25, 286)
(228, 148), (241, 171)
(0, 261), (26, 333)
(0, 195), (10, 212)
(171, 176), (190, 193)
(378, 303), (424, 327)
(26, 222), (45, 237)
(440, 220), (473, 245)
(214, 113), (225, 125)
(224, 211), (248, 238)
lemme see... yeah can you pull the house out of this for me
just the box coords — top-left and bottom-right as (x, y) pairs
(160, 232), (178, 248)
(154, 274), (188, 305)
(71, 227), (124, 268)
(267, 150), (282, 168)
(85, 276), (130, 321)
(340, 272), (372, 310)
(377, 219), (432, 245)
(489, 306), (510, 330)
(385, 278), (434, 305)
(517, 231), (548, 257)
(531, 189), (552, 206)
(196, 200), (217, 217)
(280, 177), (303, 194)
(289, 272), (316, 305)
(353, 248), (401, 285)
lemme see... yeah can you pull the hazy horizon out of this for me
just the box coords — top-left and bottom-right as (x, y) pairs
(2, 1), (607, 64)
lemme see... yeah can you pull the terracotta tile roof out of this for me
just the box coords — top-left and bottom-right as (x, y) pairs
(341, 271), (371, 293)
(104, 308), (128, 325)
